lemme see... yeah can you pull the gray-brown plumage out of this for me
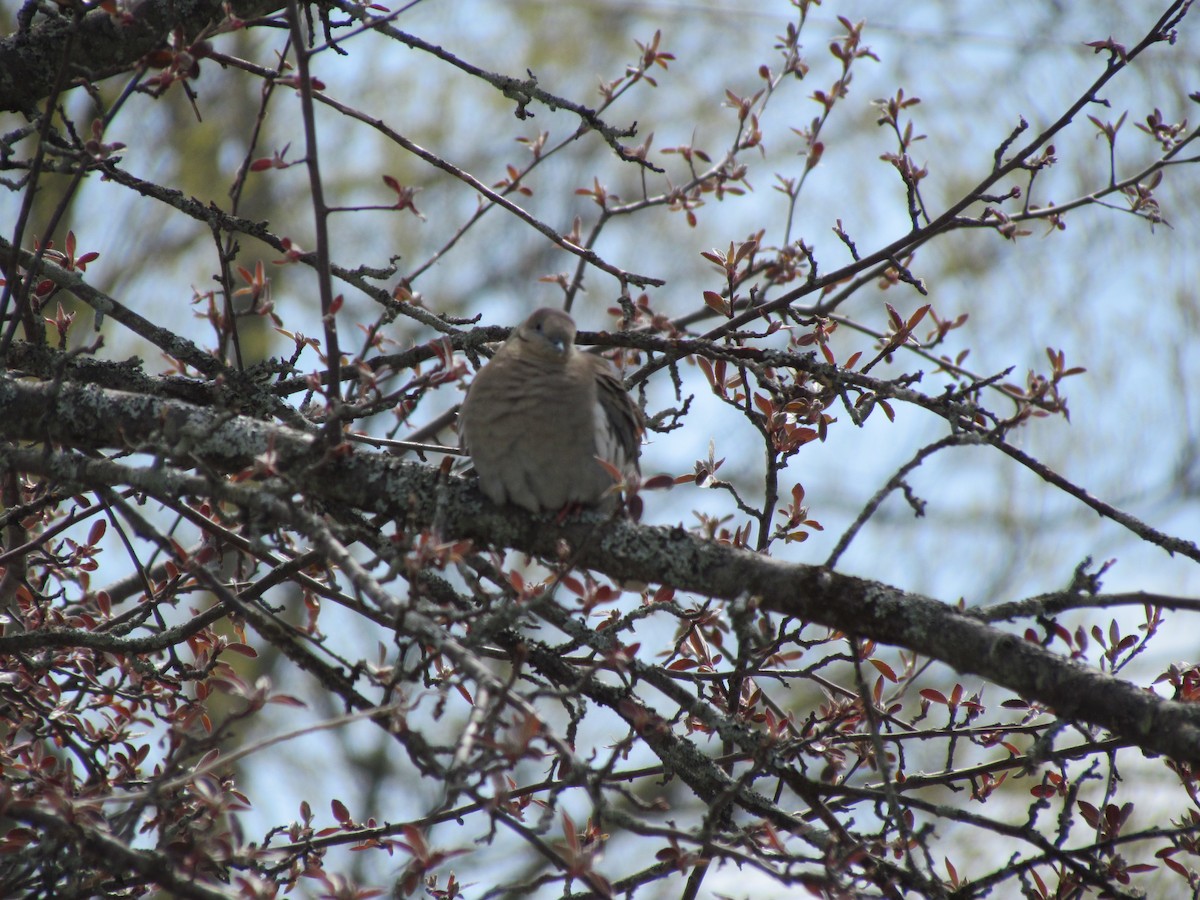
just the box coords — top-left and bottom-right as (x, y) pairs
(459, 308), (641, 513)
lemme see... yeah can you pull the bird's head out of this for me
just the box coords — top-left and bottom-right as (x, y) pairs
(512, 307), (577, 361)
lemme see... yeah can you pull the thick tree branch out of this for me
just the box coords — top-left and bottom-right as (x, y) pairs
(1, 373), (1197, 765)
(0, 0), (281, 114)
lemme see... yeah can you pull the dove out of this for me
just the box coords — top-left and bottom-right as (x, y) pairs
(458, 308), (641, 513)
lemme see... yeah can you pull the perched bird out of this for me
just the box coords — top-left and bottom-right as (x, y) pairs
(459, 308), (641, 513)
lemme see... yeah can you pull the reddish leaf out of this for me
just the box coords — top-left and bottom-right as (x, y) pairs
(906, 304), (931, 331)
(1078, 801), (1100, 829)
(87, 518), (107, 546)
(703, 291), (728, 315)
(869, 658), (898, 682)
(332, 798), (352, 825)
(642, 474), (676, 491)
